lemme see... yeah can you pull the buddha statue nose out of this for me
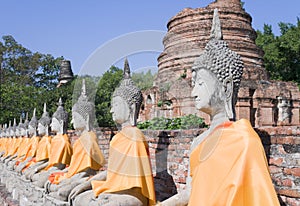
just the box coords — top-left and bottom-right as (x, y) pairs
(58, 60), (74, 86)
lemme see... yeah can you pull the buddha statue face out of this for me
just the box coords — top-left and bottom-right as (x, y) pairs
(37, 122), (46, 136)
(20, 127), (27, 137)
(10, 128), (16, 137)
(50, 117), (62, 134)
(191, 69), (222, 114)
(28, 125), (36, 136)
(110, 96), (130, 125)
(15, 127), (20, 137)
(71, 112), (86, 131)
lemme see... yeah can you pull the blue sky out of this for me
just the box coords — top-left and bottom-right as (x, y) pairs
(1, 0), (299, 76)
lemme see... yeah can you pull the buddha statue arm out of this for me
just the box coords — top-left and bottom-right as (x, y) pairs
(5, 154), (17, 164)
(69, 170), (107, 201)
(34, 161), (49, 173)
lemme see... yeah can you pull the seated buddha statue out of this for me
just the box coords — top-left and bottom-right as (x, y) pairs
(15, 108), (40, 173)
(159, 9), (280, 206)
(23, 103), (52, 180)
(71, 59), (156, 206)
(44, 79), (105, 202)
(31, 98), (72, 189)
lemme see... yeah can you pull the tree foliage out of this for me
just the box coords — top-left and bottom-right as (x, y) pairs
(131, 69), (156, 91)
(256, 19), (300, 84)
(95, 66), (123, 127)
(0, 35), (66, 124)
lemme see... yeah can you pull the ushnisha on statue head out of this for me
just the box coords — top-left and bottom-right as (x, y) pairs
(51, 98), (69, 135)
(28, 108), (38, 137)
(38, 103), (51, 136)
(72, 79), (95, 132)
(111, 58), (143, 127)
(191, 9), (243, 120)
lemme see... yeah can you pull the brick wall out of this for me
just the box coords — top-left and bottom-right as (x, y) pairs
(72, 126), (300, 205)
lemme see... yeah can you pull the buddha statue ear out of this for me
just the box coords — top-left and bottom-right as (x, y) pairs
(59, 119), (65, 134)
(222, 76), (234, 120)
(45, 125), (49, 136)
(130, 103), (137, 126)
(85, 115), (90, 131)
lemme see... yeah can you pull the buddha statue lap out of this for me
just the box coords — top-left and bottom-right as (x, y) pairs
(159, 9), (280, 206)
(44, 80), (105, 203)
(71, 59), (156, 206)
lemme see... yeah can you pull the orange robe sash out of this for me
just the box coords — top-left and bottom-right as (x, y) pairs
(35, 135), (52, 162)
(16, 138), (30, 158)
(188, 119), (280, 206)
(44, 134), (72, 171)
(91, 126), (156, 206)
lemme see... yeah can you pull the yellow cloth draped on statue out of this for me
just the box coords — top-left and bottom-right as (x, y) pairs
(22, 135), (52, 171)
(8, 138), (23, 156)
(7, 138), (16, 156)
(91, 126), (156, 206)
(35, 135), (52, 162)
(16, 137), (30, 158)
(50, 131), (105, 184)
(44, 134), (72, 171)
(3, 138), (12, 157)
(188, 119), (280, 206)
(23, 136), (40, 159)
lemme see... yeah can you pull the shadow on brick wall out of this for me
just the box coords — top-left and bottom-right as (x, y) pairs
(154, 131), (177, 202)
(255, 128), (287, 206)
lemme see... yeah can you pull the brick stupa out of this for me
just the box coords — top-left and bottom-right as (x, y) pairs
(141, 0), (300, 127)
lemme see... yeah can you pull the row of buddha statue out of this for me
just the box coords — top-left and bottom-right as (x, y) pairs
(0, 9), (280, 206)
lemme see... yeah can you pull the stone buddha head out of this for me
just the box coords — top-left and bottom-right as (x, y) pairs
(20, 113), (29, 137)
(51, 98), (69, 135)
(191, 9), (243, 120)
(28, 108), (38, 137)
(6, 121), (12, 137)
(15, 116), (23, 137)
(9, 118), (17, 138)
(71, 79), (95, 132)
(38, 103), (51, 136)
(0, 124), (6, 138)
(111, 59), (143, 127)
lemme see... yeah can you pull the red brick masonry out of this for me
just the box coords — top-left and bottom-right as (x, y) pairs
(89, 126), (299, 206)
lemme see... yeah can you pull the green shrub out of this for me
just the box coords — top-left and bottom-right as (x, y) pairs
(137, 114), (207, 130)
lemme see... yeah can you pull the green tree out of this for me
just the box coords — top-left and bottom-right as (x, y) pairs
(131, 69), (156, 91)
(95, 66), (123, 127)
(256, 19), (300, 84)
(0, 35), (65, 124)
